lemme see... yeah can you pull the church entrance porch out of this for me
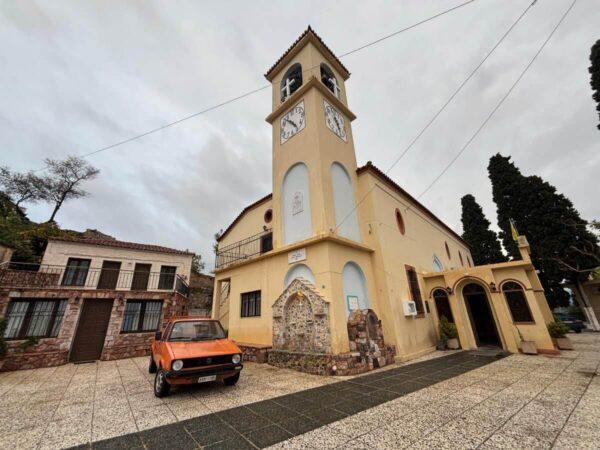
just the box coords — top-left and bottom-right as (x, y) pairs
(463, 283), (501, 348)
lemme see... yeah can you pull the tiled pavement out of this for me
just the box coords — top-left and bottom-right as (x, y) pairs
(0, 333), (599, 449)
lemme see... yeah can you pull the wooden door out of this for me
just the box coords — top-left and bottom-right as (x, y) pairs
(97, 261), (121, 289)
(70, 299), (114, 362)
(131, 264), (151, 290)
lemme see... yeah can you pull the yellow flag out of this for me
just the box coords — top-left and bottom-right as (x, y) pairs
(509, 219), (519, 242)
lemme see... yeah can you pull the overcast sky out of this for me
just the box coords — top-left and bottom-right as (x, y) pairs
(1, 0), (598, 271)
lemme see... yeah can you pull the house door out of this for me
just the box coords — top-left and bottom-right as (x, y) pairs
(463, 283), (501, 347)
(97, 261), (121, 289)
(70, 299), (114, 362)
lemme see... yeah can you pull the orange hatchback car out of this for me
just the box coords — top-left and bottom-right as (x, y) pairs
(149, 317), (243, 397)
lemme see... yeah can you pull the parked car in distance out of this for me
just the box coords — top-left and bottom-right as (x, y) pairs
(150, 317), (243, 397)
(553, 313), (585, 334)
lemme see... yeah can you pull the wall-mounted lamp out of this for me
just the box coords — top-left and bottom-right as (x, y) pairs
(489, 282), (498, 293)
(445, 286), (452, 295)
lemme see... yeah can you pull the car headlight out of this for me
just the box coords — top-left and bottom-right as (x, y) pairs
(172, 359), (183, 371)
(232, 354), (241, 364)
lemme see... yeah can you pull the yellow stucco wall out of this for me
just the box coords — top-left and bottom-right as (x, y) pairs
(213, 34), (556, 361)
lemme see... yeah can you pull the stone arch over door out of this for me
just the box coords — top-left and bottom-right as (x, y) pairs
(331, 162), (360, 242)
(282, 163), (312, 245)
(343, 262), (369, 317)
(272, 278), (331, 354)
(462, 283), (501, 348)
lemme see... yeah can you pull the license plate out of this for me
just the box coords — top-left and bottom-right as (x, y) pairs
(198, 375), (216, 384)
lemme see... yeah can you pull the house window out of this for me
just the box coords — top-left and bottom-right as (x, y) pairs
(62, 258), (91, 286)
(131, 263), (151, 290)
(97, 260), (121, 289)
(445, 242), (451, 260)
(280, 63), (302, 102)
(395, 208), (405, 235)
(3, 299), (67, 340)
(158, 266), (177, 290)
(459, 251), (464, 267)
(405, 266), (424, 315)
(121, 300), (163, 333)
(502, 282), (534, 323)
(241, 291), (261, 318)
(467, 255), (472, 267)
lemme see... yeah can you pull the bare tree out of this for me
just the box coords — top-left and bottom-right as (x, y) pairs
(0, 166), (49, 212)
(43, 156), (99, 222)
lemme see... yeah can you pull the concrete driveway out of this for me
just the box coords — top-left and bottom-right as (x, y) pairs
(0, 333), (598, 449)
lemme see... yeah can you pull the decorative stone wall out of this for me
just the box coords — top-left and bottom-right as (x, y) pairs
(347, 309), (396, 370)
(188, 272), (214, 317)
(0, 288), (189, 371)
(237, 343), (271, 363)
(272, 277), (331, 353)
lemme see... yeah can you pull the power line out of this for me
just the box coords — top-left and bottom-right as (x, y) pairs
(38, 0), (476, 165)
(416, 0), (576, 200)
(334, 0), (537, 233)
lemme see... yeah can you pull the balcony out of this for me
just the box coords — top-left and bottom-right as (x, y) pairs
(0, 262), (189, 297)
(215, 230), (273, 270)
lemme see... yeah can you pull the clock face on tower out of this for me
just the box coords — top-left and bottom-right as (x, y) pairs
(280, 101), (306, 144)
(323, 100), (347, 142)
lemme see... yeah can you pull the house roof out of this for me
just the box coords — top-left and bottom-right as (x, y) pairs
(217, 193), (272, 242)
(264, 26), (350, 81)
(217, 162), (468, 248)
(356, 162), (468, 247)
(48, 236), (194, 256)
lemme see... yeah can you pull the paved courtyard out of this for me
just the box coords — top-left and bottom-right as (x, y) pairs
(0, 333), (597, 449)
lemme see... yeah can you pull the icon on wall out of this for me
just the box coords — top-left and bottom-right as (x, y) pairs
(292, 191), (304, 215)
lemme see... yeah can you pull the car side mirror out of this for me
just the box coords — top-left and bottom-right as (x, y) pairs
(155, 331), (162, 341)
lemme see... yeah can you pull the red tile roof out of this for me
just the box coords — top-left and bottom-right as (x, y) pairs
(217, 193), (272, 242)
(265, 26), (350, 81)
(357, 162), (468, 247)
(48, 236), (194, 256)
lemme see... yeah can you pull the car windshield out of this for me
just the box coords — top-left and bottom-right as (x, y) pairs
(168, 321), (226, 341)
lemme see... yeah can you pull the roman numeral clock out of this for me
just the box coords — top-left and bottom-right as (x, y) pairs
(324, 100), (347, 142)
(280, 101), (306, 144)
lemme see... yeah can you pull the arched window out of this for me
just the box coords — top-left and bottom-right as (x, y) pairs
(502, 281), (534, 323)
(281, 63), (302, 102)
(264, 209), (273, 223)
(320, 63), (340, 98)
(284, 263), (316, 288)
(395, 209), (405, 235)
(343, 262), (369, 316)
(432, 255), (443, 272)
(331, 163), (360, 242)
(459, 251), (464, 267)
(433, 289), (454, 323)
(282, 163), (312, 245)
(445, 242), (451, 260)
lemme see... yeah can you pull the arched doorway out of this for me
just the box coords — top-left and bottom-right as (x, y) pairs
(432, 289), (454, 323)
(462, 283), (501, 348)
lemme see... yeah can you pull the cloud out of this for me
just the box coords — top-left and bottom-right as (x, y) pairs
(1, 0), (598, 271)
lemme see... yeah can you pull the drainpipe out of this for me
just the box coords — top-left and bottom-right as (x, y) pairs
(574, 280), (600, 332)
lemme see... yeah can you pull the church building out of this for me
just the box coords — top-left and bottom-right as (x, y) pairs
(212, 27), (556, 375)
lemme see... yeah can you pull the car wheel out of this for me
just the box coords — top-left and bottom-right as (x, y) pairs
(154, 369), (171, 397)
(149, 356), (157, 374)
(224, 372), (240, 386)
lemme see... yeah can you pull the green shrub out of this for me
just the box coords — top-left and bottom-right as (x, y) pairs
(438, 316), (458, 342)
(547, 321), (570, 339)
(0, 318), (7, 359)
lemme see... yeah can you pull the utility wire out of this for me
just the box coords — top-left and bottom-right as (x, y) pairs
(334, 0), (536, 233)
(40, 0), (476, 164)
(416, 0), (576, 201)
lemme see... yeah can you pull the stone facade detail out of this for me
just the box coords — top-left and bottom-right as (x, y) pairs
(187, 272), (214, 317)
(347, 309), (396, 370)
(0, 288), (188, 371)
(272, 277), (331, 353)
(237, 343), (271, 363)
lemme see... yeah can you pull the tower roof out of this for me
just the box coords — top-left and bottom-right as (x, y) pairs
(264, 26), (350, 81)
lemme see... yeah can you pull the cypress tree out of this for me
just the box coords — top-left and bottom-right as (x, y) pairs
(488, 154), (599, 307)
(590, 39), (600, 130)
(460, 194), (506, 265)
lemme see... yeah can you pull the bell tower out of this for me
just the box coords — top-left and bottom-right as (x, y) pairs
(265, 27), (361, 249)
